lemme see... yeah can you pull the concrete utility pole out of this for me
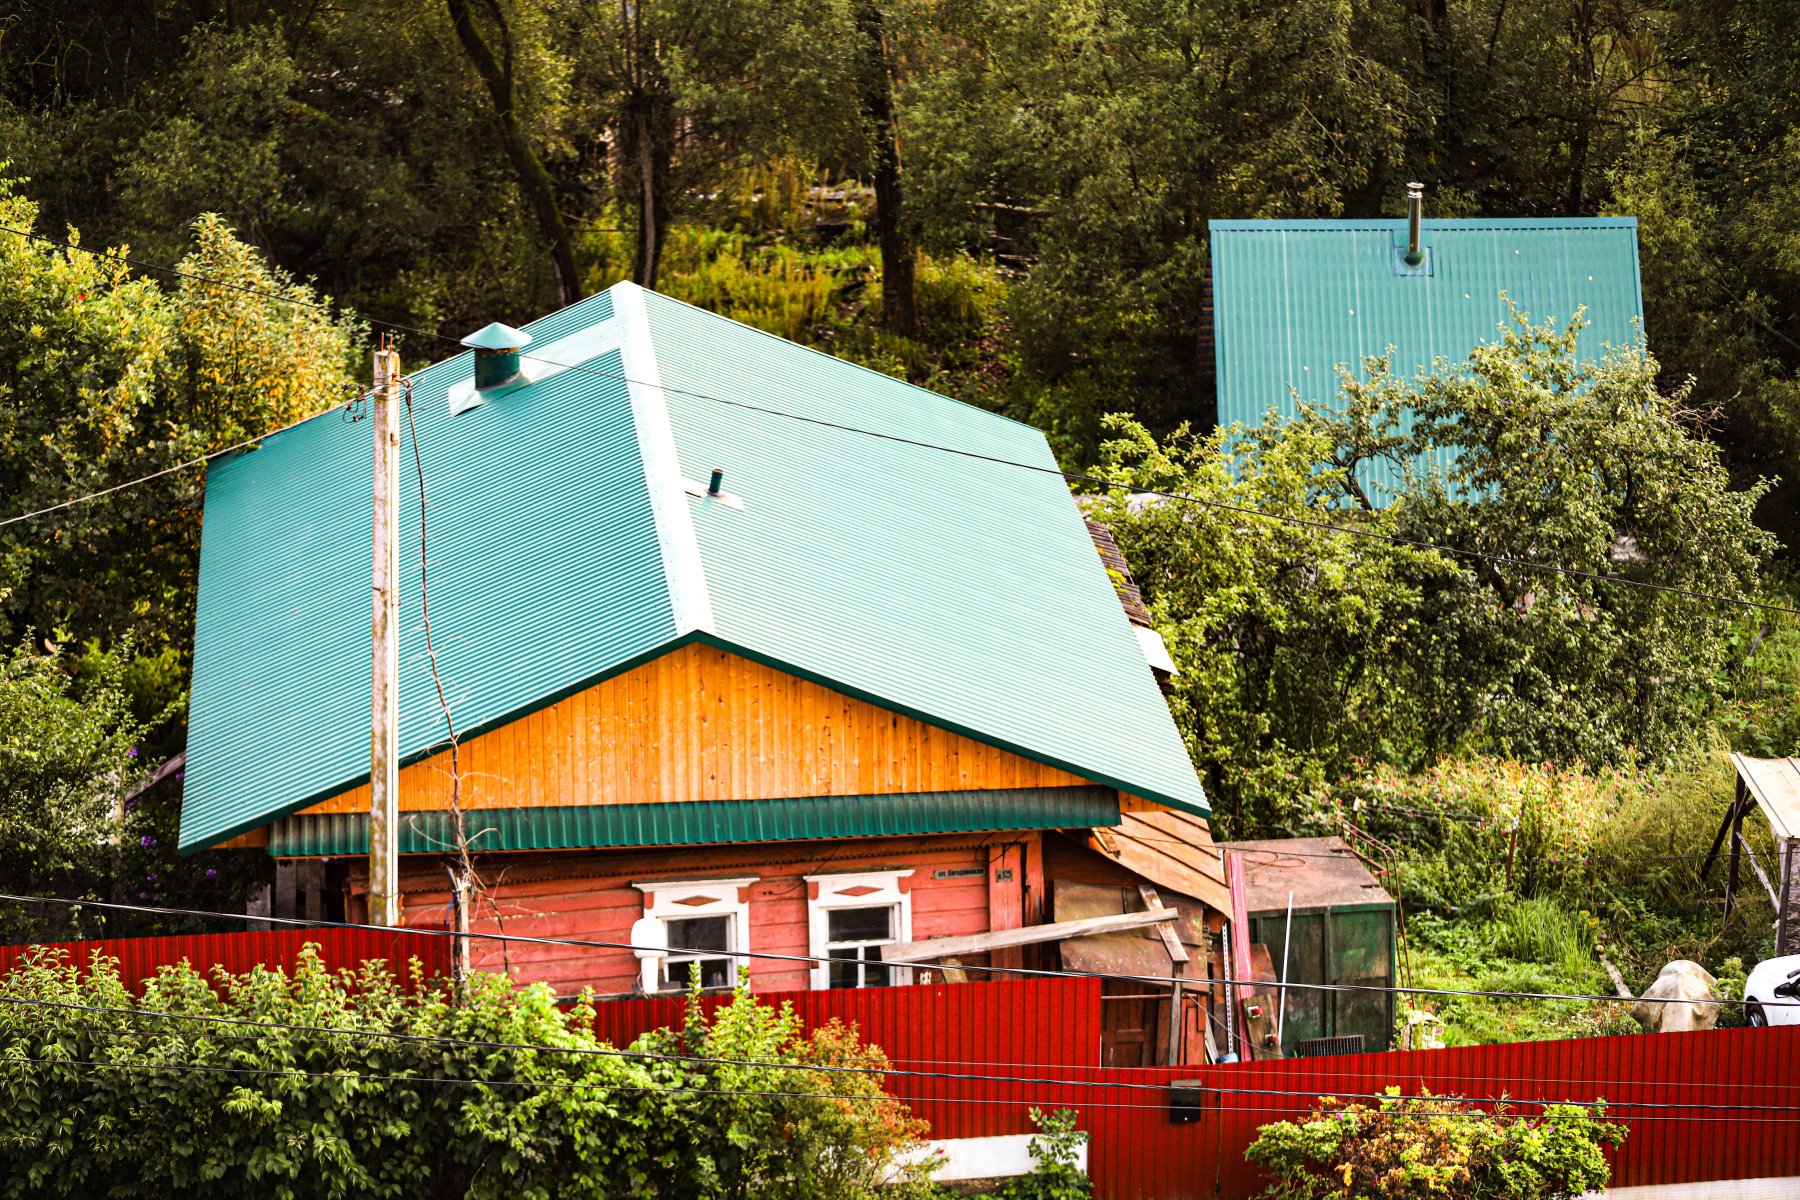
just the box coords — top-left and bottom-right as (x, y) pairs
(369, 340), (402, 928)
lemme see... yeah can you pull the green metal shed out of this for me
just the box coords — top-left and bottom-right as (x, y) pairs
(1221, 836), (1397, 1054)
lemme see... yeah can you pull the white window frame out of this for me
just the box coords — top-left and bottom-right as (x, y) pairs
(806, 870), (914, 990)
(632, 877), (756, 993)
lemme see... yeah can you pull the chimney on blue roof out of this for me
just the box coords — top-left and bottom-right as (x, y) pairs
(1404, 183), (1425, 266)
(462, 322), (532, 392)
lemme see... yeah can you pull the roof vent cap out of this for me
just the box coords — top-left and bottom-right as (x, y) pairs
(462, 322), (533, 391)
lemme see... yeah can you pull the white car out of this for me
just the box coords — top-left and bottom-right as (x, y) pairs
(1744, 955), (1800, 1027)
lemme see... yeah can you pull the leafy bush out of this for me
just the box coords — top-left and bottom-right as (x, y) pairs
(0, 947), (936, 1199)
(997, 1108), (1090, 1200)
(1245, 1090), (1624, 1200)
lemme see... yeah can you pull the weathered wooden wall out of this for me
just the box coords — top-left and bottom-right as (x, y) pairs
(299, 643), (1089, 819)
(388, 833), (1034, 997)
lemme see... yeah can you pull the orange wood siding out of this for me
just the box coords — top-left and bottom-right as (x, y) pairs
(391, 837), (999, 998)
(301, 642), (1089, 817)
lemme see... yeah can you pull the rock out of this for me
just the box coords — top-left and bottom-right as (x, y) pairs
(1630, 960), (1719, 1033)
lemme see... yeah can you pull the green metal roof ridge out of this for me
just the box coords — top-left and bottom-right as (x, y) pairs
(267, 785), (1122, 856)
(1209, 217), (1639, 231)
(626, 283), (1047, 442)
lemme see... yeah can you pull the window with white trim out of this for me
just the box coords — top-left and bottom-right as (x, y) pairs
(806, 871), (913, 990)
(631, 877), (756, 993)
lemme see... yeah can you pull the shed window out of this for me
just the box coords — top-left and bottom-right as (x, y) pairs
(806, 871), (914, 990)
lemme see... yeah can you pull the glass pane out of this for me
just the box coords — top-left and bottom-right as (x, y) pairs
(665, 916), (730, 953)
(828, 949), (859, 989)
(664, 955), (733, 990)
(827, 906), (893, 943)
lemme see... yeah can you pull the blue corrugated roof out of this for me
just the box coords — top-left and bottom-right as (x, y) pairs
(1209, 218), (1644, 500)
(179, 283), (1208, 852)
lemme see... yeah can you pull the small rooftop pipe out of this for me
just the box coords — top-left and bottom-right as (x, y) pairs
(1404, 182), (1425, 266)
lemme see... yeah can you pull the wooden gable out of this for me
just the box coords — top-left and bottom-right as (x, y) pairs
(293, 642), (1091, 821)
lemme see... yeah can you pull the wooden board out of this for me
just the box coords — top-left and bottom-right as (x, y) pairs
(298, 642), (1091, 817)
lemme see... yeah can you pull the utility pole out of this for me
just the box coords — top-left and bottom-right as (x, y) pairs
(369, 338), (402, 928)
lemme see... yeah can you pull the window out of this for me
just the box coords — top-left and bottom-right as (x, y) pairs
(632, 878), (756, 993)
(806, 871), (913, 990)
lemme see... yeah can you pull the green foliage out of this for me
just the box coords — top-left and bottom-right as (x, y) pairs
(997, 1108), (1090, 1200)
(0, 642), (143, 940)
(1245, 1090), (1624, 1200)
(0, 189), (361, 653)
(0, 949), (936, 1199)
(1094, 317), (1771, 834)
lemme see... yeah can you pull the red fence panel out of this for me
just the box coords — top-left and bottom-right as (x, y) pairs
(0, 926), (452, 992)
(589, 977), (1104, 1139)
(1075, 1023), (1800, 1200)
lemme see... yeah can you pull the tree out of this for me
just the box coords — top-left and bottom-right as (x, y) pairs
(447, 0), (585, 306)
(854, 0), (917, 336)
(905, 0), (1416, 447)
(1092, 315), (1773, 833)
(0, 191), (363, 653)
(0, 644), (144, 942)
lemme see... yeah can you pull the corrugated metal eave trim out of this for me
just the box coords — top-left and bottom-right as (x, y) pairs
(694, 633), (1211, 818)
(1208, 217), (1640, 232)
(269, 786), (1123, 855)
(179, 630), (708, 855)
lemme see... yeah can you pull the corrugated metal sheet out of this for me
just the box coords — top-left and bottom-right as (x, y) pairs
(268, 786), (1121, 855)
(0, 926), (452, 991)
(644, 289), (1208, 815)
(578, 975), (1800, 1197)
(1209, 218), (1644, 501)
(184, 282), (1208, 851)
(182, 293), (677, 851)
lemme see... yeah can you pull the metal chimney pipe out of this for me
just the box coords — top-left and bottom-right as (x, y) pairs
(1404, 182), (1425, 266)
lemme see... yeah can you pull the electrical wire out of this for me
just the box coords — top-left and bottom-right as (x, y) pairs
(0, 406), (351, 530)
(5, 891), (1794, 1012)
(1, 999), (1792, 1121)
(4, 222), (1797, 619)
(5, 1052), (1726, 1123)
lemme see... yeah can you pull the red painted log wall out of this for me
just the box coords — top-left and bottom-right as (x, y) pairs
(399, 835), (1016, 997)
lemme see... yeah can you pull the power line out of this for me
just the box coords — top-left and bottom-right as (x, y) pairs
(0, 409), (343, 530)
(17, 1050), (1756, 1129)
(3, 997), (1793, 1120)
(5, 891), (1792, 1011)
(4, 223), (1795, 619)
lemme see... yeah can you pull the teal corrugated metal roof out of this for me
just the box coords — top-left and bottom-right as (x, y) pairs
(1209, 218), (1644, 501)
(267, 787), (1121, 856)
(180, 283), (1207, 852)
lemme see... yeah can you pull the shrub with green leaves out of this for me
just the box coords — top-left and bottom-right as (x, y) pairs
(0, 947), (935, 1199)
(997, 1107), (1091, 1200)
(1245, 1090), (1624, 1200)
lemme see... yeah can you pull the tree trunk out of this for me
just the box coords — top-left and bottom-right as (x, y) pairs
(856, 0), (917, 338)
(446, 0), (582, 307)
(635, 107), (661, 289)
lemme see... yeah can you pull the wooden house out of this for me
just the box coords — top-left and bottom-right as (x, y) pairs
(179, 283), (1229, 1064)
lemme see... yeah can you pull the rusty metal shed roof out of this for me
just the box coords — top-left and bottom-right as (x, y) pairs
(1218, 836), (1393, 914)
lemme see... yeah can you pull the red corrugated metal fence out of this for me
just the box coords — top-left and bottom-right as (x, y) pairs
(588, 977), (1800, 1199)
(0, 926), (452, 992)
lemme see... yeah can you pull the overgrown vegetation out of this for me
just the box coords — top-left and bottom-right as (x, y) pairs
(0, 947), (938, 1198)
(1246, 1090), (1624, 1200)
